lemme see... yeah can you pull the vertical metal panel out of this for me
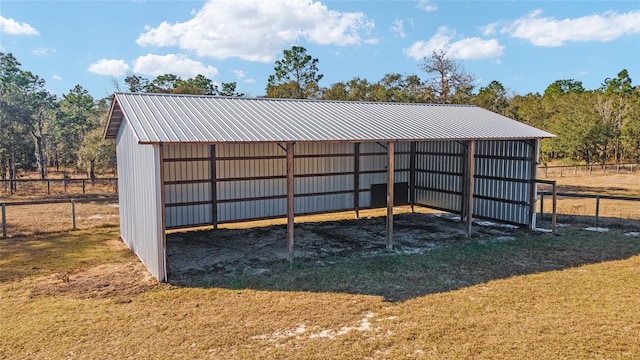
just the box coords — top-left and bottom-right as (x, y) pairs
(473, 140), (533, 224)
(216, 143), (287, 222)
(163, 143), (211, 227)
(116, 118), (165, 280)
(414, 140), (464, 213)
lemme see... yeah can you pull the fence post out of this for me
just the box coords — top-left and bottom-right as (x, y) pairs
(595, 195), (600, 225)
(540, 193), (545, 220)
(71, 199), (76, 230)
(47, 180), (50, 195)
(1, 203), (6, 238)
(82, 180), (86, 194)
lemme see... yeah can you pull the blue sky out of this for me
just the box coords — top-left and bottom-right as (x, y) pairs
(1, 0), (639, 100)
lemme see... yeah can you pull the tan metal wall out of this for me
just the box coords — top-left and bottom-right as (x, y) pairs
(116, 119), (165, 280)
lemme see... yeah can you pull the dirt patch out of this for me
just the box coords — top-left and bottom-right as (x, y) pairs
(166, 212), (524, 281)
(31, 261), (161, 301)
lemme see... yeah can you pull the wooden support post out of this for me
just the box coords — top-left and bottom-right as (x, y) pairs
(465, 140), (475, 238)
(354, 143), (360, 219)
(82, 180), (86, 194)
(540, 193), (545, 220)
(71, 199), (76, 230)
(286, 143), (295, 262)
(528, 139), (539, 230)
(1, 203), (6, 238)
(595, 195), (600, 225)
(210, 144), (218, 229)
(409, 141), (416, 212)
(47, 180), (50, 195)
(386, 141), (395, 250)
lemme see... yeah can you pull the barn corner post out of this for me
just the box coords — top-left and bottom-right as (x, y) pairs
(286, 142), (295, 263)
(465, 140), (476, 238)
(386, 141), (395, 250)
(159, 142), (168, 281)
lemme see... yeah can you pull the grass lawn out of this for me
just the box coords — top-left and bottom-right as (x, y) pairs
(2, 225), (640, 359)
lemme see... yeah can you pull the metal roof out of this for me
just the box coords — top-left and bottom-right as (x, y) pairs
(104, 92), (554, 143)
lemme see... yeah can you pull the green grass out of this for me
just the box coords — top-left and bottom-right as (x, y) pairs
(2, 226), (640, 359)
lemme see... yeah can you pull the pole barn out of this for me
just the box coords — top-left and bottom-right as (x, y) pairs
(104, 93), (554, 281)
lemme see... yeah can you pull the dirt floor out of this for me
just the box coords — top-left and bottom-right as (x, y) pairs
(166, 211), (525, 282)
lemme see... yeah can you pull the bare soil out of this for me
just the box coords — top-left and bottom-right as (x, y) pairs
(166, 212), (525, 282)
(26, 235), (162, 301)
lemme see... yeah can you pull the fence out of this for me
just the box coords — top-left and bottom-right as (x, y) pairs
(539, 192), (640, 225)
(1, 177), (117, 196)
(538, 162), (638, 177)
(1, 196), (119, 238)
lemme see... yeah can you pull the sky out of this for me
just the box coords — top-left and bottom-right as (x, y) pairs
(1, 0), (639, 100)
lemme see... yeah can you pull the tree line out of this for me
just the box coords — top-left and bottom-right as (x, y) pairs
(266, 46), (640, 166)
(1, 48), (638, 187)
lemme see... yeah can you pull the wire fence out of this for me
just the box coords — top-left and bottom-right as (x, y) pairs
(1, 192), (638, 239)
(1, 178), (117, 196)
(538, 162), (638, 177)
(1, 196), (119, 238)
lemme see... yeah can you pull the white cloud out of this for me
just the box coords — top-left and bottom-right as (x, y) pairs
(391, 19), (406, 38)
(233, 70), (247, 79)
(480, 22), (499, 36)
(500, 9), (640, 46)
(404, 26), (504, 60)
(53, 75), (62, 81)
(88, 59), (130, 76)
(136, 0), (375, 62)
(364, 38), (380, 45)
(32, 47), (55, 56)
(0, 15), (38, 35)
(132, 53), (218, 78)
(417, 0), (438, 12)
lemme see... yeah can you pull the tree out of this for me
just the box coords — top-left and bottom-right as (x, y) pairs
(543, 79), (585, 97)
(54, 85), (97, 170)
(473, 80), (509, 116)
(145, 74), (180, 93)
(266, 46), (323, 99)
(0, 52), (47, 186)
(420, 50), (474, 104)
(597, 69), (634, 163)
(124, 73), (149, 92)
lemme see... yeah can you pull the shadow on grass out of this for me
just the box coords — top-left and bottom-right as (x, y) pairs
(167, 216), (640, 302)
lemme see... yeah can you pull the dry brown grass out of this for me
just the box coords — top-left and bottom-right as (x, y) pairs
(1, 171), (640, 358)
(1, 224), (640, 359)
(1, 202), (119, 237)
(539, 172), (640, 220)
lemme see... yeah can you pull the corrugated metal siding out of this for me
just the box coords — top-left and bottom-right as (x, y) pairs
(163, 143), (212, 228)
(163, 141), (415, 227)
(414, 141), (465, 213)
(116, 118), (165, 280)
(294, 143), (354, 213)
(473, 140), (533, 224)
(216, 143), (287, 222)
(106, 93), (554, 144)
